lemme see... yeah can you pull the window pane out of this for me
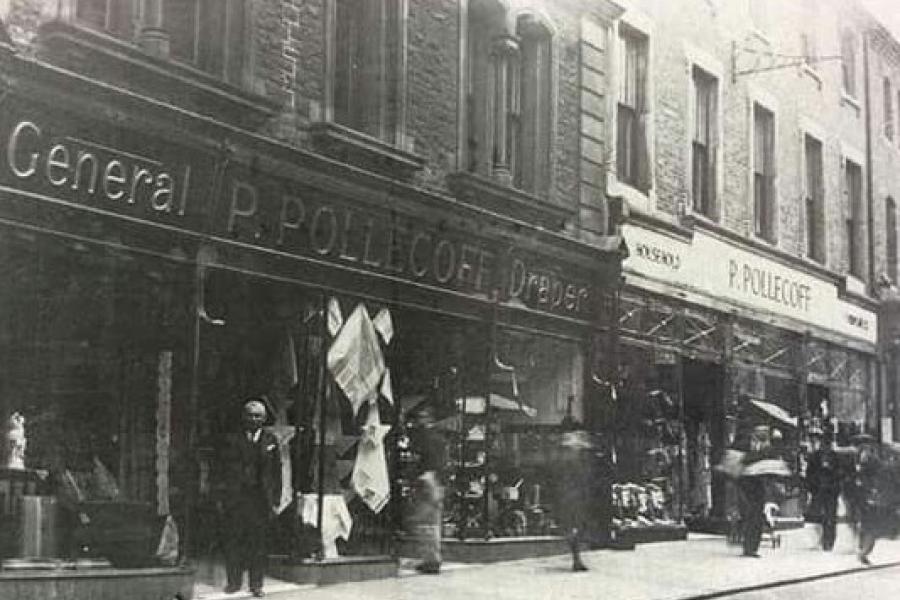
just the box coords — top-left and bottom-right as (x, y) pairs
(76, 0), (109, 30)
(692, 142), (708, 214)
(885, 79), (894, 140)
(842, 34), (855, 95)
(166, 0), (199, 64)
(619, 28), (647, 110)
(617, 26), (649, 191)
(887, 198), (898, 282)
(76, 0), (131, 36)
(753, 104), (774, 240)
(198, 0), (228, 78)
(617, 104), (635, 184)
(805, 135), (824, 262)
(515, 19), (552, 196)
(846, 161), (864, 278)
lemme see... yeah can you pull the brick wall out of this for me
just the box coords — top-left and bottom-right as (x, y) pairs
(0, 0), (613, 230)
(615, 0), (879, 284)
(405, 0), (458, 189)
(869, 34), (900, 285)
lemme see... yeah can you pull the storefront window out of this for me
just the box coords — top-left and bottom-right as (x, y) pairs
(195, 271), (412, 563)
(0, 227), (192, 568)
(613, 343), (682, 529)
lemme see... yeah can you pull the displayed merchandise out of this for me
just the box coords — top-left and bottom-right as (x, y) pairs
(296, 494), (353, 559)
(611, 481), (676, 529)
(5, 412), (26, 470)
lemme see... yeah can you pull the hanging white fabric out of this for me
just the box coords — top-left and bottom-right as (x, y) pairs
(372, 308), (394, 345)
(351, 401), (391, 514)
(327, 297), (344, 338)
(327, 303), (386, 415)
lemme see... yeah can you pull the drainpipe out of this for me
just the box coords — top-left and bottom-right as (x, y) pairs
(862, 31), (884, 441)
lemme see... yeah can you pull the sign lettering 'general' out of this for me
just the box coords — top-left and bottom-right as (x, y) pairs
(6, 120), (190, 215)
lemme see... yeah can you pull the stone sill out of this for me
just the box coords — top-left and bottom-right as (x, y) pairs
(800, 64), (823, 90)
(446, 171), (572, 231)
(841, 91), (861, 115)
(308, 121), (425, 181)
(34, 20), (277, 130)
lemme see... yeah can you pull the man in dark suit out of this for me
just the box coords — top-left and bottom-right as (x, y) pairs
(806, 428), (841, 551)
(217, 399), (282, 597)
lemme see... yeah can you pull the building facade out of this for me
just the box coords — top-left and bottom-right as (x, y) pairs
(0, 0), (627, 597)
(591, 0), (900, 530)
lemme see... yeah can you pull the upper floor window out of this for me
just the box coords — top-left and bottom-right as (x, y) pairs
(74, 0), (246, 85)
(165, 0), (245, 84)
(804, 134), (825, 263)
(691, 66), (717, 218)
(464, 2), (554, 197)
(514, 15), (553, 198)
(75, 0), (134, 37)
(844, 159), (865, 279)
(329, 0), (404, 143)
(841, 32), (857, 98)
(616, 24), (650, 193)
(753, 103), (776, 242)
(887, 197), (898, 284)
(885, 78), (895, 140)
(896, 90), (900, 147)
(800, 32), (818, 68)
(749, 0), (767, 34)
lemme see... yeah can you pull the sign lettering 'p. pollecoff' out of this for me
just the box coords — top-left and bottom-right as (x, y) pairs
(727, 259), (812, 313)
(0, 113), (595, 319)
(224, 173), (593, 316)
(622, 223), (877, 344)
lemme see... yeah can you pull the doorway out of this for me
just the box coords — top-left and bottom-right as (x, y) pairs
(682, 359), (725, 520)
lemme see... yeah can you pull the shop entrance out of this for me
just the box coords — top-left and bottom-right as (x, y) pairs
(807, 384), (830, 420)
(681, 359), (725, 520)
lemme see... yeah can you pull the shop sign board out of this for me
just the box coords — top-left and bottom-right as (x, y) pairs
(0, 97), (215, 233)
(220, 163), (597, 319)
(622, 223), (877, 345)
(0, 100), (597, 320)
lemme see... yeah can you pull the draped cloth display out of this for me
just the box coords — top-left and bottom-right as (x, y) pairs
(297, 494), (353, 559)
(327, 304), (386, 416)
(351, 402), (392, 514)
(266, 425), (296, 515)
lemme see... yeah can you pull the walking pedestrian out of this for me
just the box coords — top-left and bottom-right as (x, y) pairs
(806, 428), (841, 551)
(737, 425), (791, 558)
(558, 428), (594, 571)
(215, 399), (282, 597)
(410, 405), (447, 574)
(852, 436), (885, 565)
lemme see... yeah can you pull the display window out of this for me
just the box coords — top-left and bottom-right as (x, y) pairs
(440, 328), (593, 540)
(612, 343), (682, 530)
(0, 226), (193, 569)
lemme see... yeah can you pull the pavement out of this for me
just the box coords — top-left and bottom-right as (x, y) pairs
(195, 524), (900, 600)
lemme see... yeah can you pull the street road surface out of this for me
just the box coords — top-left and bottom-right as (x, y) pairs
(724, 565), (900, 600)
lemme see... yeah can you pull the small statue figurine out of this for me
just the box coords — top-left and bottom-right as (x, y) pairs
(6, 412), (26, 470)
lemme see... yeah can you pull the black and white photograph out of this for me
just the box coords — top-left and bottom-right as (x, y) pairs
(2, 0), (900, 598)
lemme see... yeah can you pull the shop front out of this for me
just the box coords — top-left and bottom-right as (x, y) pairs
(617, 218), (877, 538)
(0, 51), (623, 597)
